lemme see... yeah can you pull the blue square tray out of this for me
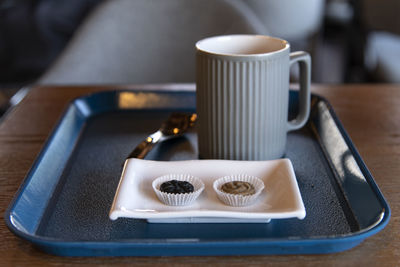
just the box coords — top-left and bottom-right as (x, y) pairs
(4, 89), (390, 256)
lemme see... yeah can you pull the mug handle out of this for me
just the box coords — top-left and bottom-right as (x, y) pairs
(287, 51), (311, 131)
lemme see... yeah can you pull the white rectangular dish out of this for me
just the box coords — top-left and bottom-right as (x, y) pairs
(109, 158), (306, 223)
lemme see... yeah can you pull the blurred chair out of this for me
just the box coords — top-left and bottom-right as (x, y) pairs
(362, 0), (400, 82)
(37, 0), (267, 85)
(37, 0), (326, 85)
(245, 0), (325, 50)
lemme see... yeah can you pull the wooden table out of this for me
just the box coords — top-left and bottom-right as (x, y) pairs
(0, 84), (399, 266)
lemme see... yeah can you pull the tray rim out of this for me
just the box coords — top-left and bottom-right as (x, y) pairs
(4, 88), (391, 256)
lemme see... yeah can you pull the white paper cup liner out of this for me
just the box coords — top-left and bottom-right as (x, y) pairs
(213, 174), (264, 206)
(152, 174), (204, 206)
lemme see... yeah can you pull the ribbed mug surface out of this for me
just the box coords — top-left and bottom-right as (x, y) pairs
(196, 35), (310, 160)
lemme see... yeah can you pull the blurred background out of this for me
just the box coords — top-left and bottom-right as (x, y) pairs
(0, 0), (399, 116)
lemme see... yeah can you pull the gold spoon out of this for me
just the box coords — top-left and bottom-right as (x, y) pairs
(126, 112), (197, 159)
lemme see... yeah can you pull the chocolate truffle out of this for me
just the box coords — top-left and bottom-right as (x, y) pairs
(160, 180), (194, 194)
(221, 181), (255, 196)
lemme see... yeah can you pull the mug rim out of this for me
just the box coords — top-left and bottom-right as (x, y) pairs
(196, 34), (290, 58)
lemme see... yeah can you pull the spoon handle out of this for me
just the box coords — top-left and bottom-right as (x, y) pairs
(126, 113), (197, 159)
(126, 131), (162, 159)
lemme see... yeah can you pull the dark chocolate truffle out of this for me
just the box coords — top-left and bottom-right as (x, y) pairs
(160, 180), (194, 194)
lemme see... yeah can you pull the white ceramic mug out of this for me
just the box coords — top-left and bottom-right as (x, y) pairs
(196, 34), (311, 160)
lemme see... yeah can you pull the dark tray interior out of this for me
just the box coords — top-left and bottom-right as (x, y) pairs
(5, 90), (389, 255)
(37, 112), (356, 240)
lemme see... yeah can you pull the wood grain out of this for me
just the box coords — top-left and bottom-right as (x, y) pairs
(0, 84), (399, 266)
